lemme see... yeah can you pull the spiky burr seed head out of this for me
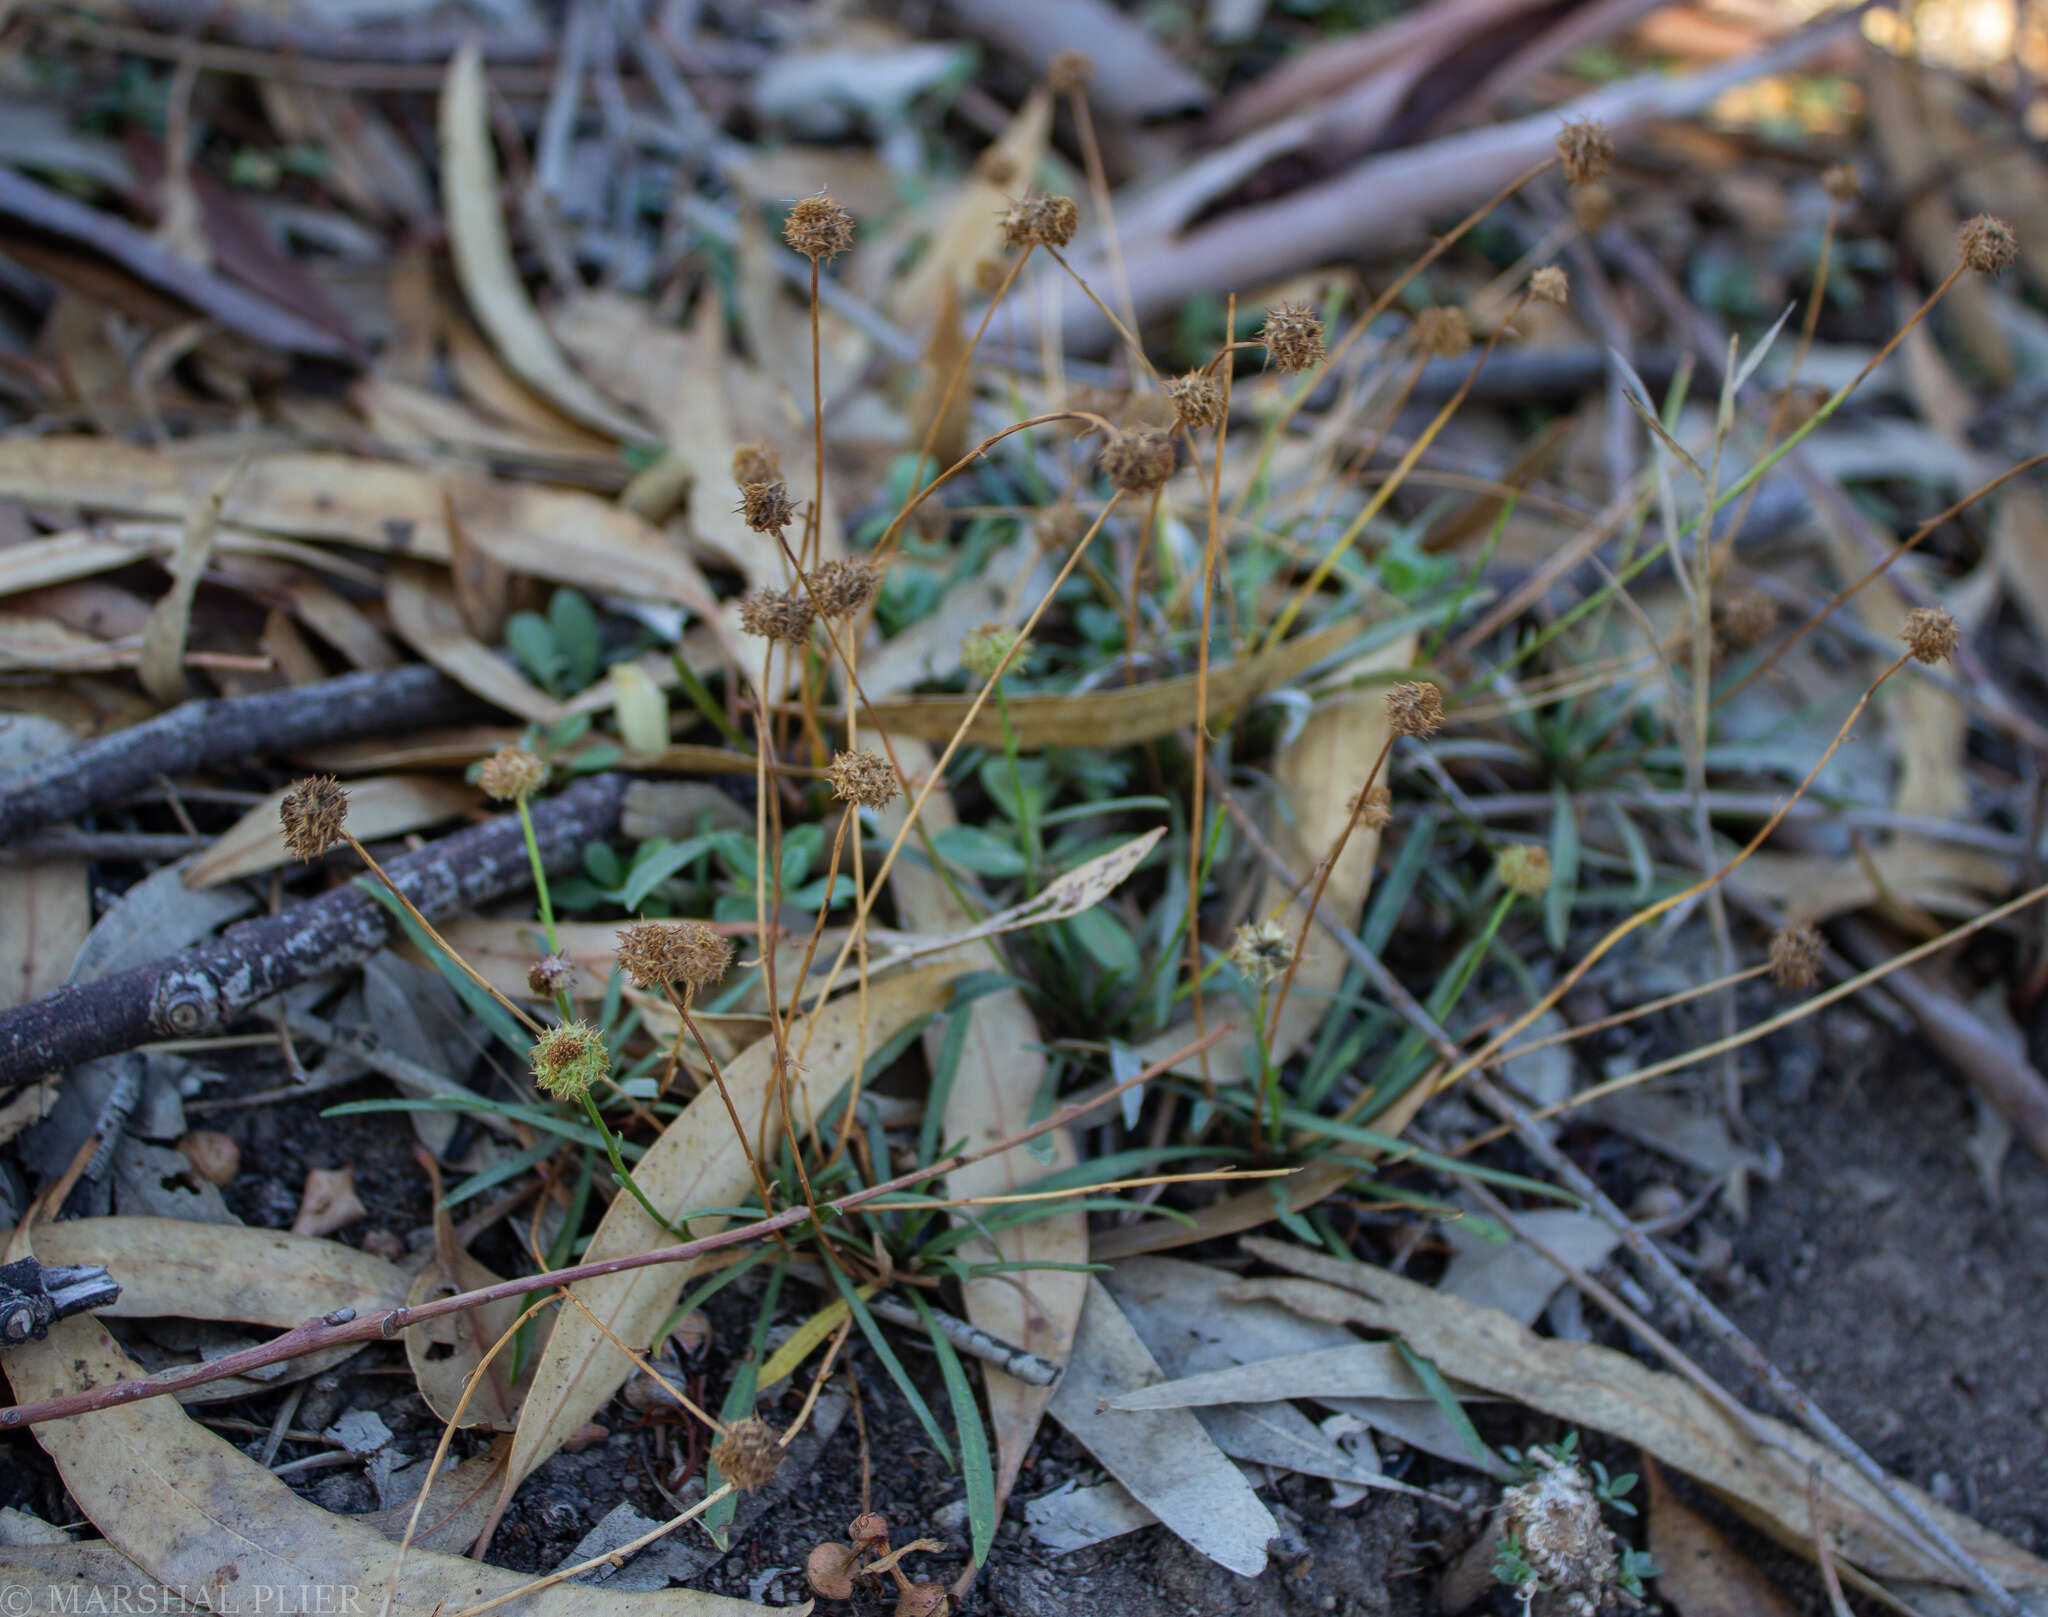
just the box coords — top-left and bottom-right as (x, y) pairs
(528, 952), (575, 997)
(738, 586), (814, 644)
(1165, 370), (1224, 431)
(1958, 213), (2019, 276)
(1259, 301), (1326, 373)
(1555, 117), (1614, 187)
(1769, 923), (1825, 991)
(615, 921), (734, 990)
(999, 194), (1080, 251)
(827, 749), (898, 808)
(1718, 586), (1776, 647)
(1497, 844), (1552, 898)
(812, 557), (881, 618)
(1902, 605), (1960, 665)
(712, 1416), (784, 1492)
(731, 442), (780, 488)
(738, 479), (795, 535)
(1412, 306), (1470, 359)
(1229, 918), (1292, 987)
(1530, 266), (1569, 306)
(280, 776), (348, 862)
(896, 1586), (950, 1617)
(960, 622), (1026, 680)
(1100, 427), (1176, 493)
(1821, 163), (1861, 203)
(1385, 680), (1445, 738)
(477, 745), (547, 803)
(784, 190), (854, 262)
(1350, 783), (1393, 831)
(531, 1020), (608, 1101)
(1048, 50), (1094, 91)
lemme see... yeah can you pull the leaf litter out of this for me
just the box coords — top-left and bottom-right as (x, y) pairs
(0, 5), (2044, 1616)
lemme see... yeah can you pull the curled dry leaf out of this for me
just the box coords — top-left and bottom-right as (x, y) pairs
(1644, 1457), (1805, 1617)
(438, 44), (652, 445)
(291, 1165), (365, 1238)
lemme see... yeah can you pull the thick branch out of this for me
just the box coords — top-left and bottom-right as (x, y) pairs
(0, 664), (472, 847)
(0, 773), (626, 1087)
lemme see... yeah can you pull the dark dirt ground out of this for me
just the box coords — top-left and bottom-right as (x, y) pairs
(5, 975), (2046, 1616)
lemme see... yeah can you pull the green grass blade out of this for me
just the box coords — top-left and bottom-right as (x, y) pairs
(707, 1256), (786, 1541)
(910, 1294), (995, 1565)
(828, 1263), (954, 1466)
(354, 878), (530, 1056)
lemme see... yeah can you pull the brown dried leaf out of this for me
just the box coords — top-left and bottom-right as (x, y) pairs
(438, 44), (652, 444)
(1645, 1457), (1805, 1617)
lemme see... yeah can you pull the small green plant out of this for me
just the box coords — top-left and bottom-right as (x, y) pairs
(1492, 1433), (1656, 1611)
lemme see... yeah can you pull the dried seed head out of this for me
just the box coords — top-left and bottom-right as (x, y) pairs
(805, 1543), (857, 1602)
(1229, 918), (1292, 987)
(738, 586), (814, 644)
(1259, 301), (1326, 373)
(895, 1585), (950, 1617)
(812, 557), (881, 618)
(1572, 182), (1615, 234)
(1821, 163), (1861, 203)
(1000, 194), (1081, 251)
(1350, 783), (1393, 831)
(712, 1416), (784, 1492)
(1718, 586), (1776, 647)
(1497, 843), (1552, 898)
(528, 952), (575, 997)
(1902, 604), (1959, 664)
(961, 622), (1026, 679)
(531, 1020), (608, 1102)
(1035, 499), (1087, 549)
(1530, 266), (1569, 307)
(1412, 306), (1470, 359)
(477, 745), (548, 803)
(616, 921), (734, 990)
(1555, 117), (1614, 187)
(1500, 1454), (1618, 1601)
(784, 190), (855, 262)
(732, 442), (780, 488)
(828, 749), (898, 808)
(280, 776), (349, 862)
(1164, 370), (1224, 431)
(1769, 923), (1825, 991)
(1101, 427), (1176, 493)
(1959, 213), (2019, 276)
(1048, 50), (1094, 92)
(738, 479), (795, 535)
(1385, 680), (1444, 738)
